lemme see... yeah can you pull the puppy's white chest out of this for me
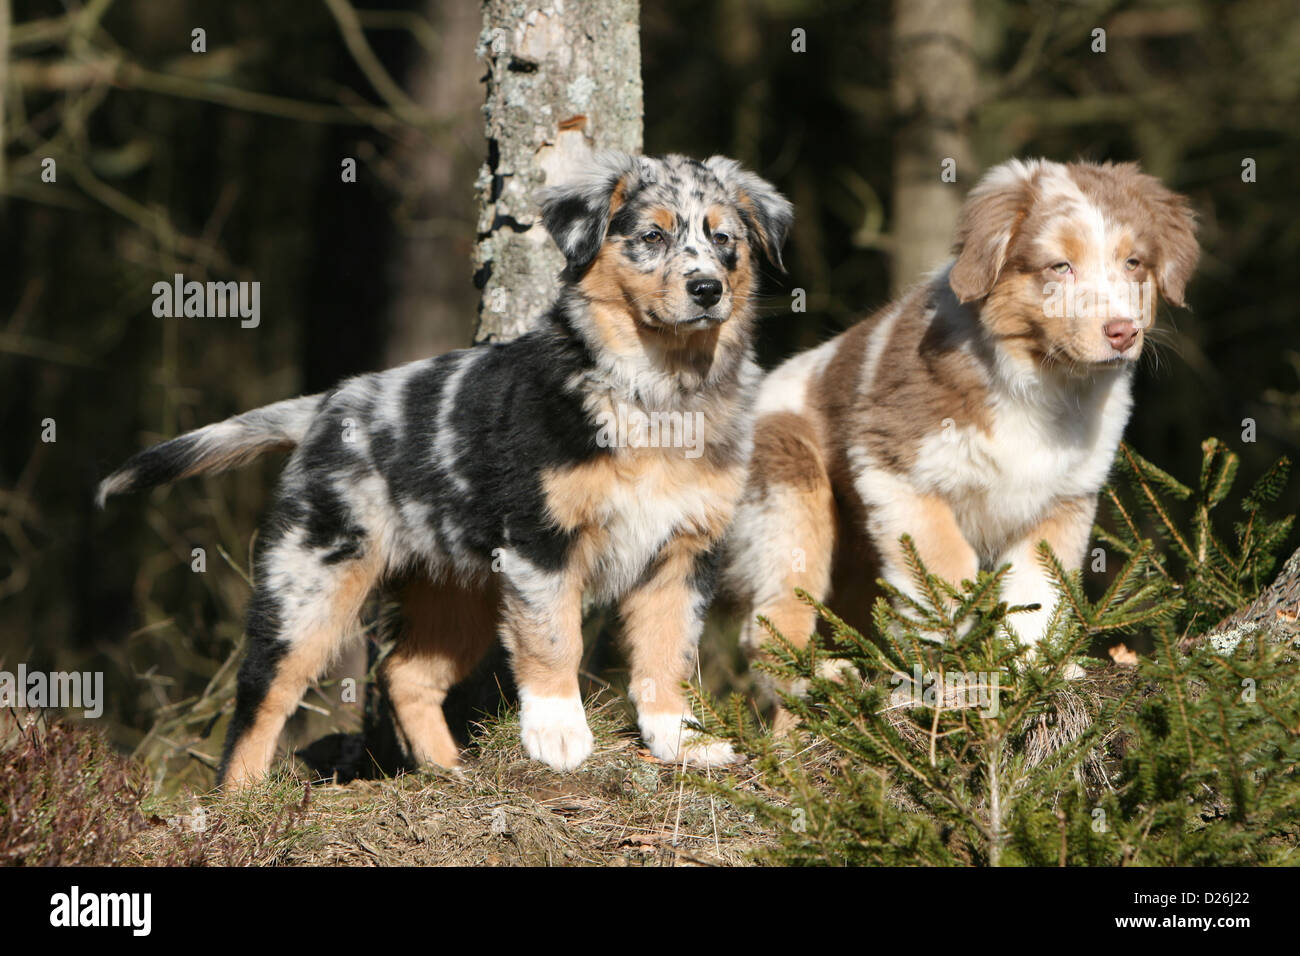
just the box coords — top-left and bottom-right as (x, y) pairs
(586, 463), (728, 602)
(913, 377), (1132, 556)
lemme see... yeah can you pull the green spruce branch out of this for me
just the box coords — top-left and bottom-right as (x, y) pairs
(691, 438), (1297, 866)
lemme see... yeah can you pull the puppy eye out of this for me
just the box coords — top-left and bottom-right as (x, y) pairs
(711, 232), (731, 246)
(1124, 257), (1140, 271)
(1050, 262), (1073, 275)
(641, 230), (664, 244)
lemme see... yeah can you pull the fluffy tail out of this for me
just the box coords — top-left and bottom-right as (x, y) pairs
(96, 394), (323, 508)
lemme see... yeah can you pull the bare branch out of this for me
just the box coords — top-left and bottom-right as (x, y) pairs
(321, 0), (430, 127)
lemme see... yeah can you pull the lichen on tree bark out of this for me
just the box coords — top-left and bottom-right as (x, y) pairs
(474, 0), (643, 342)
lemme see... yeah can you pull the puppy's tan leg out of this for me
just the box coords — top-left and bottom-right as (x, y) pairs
(861, 468), (980, 608)
(497, 554), (592, 771)
(996, 495), (1096, 647)
(220, 543), (380, 790)
(380, 577), (499, 769)
(620, 533), (735, 766)
(729, 413), (836, 732)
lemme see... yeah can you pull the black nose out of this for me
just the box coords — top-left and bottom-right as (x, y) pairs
(686, 278), (723, 308)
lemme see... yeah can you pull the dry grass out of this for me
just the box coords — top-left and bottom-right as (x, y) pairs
(114, 694), (779, 866)
(1, 669), (1147, 867)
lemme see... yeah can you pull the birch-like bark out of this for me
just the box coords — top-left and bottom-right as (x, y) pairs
(474, 0), (643, 341)
(359, 2), (646, 774)
(1188, 545), (1300, 653)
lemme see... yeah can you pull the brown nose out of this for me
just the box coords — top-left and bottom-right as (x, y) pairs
(1104, 319), (1139, 353)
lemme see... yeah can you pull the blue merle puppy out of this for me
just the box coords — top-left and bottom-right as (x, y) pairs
(98, 153), (793, 789)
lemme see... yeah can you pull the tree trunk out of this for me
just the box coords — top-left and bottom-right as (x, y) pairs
(890, 0), (975, 294)
(351, 1), (647, 779)
(1185, 545), (1300, 653)
(473, 0), (643, 341)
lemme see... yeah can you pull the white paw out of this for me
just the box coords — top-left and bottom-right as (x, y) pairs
(639, 712), (737, 767)
(1062, 661), (1087, 681)
(816, 658), (858, 683)
(779, 660), (855, 702)
(1020, 644), (1087, 681)
(1005, 605), (1053, 646)
(681, 738), (738, 766)
(518, 693), (594, 771)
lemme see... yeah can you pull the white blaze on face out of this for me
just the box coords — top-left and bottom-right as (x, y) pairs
(662, 193), (730, 287)
(1033, 169), (1153, 362)
(677, 201), (718, 276)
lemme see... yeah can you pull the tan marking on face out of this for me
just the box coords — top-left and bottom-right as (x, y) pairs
(578, 242), (673, 364)
(1058, 230), (1089, 271)
(650, 206), (675, 233)
(981, 271), (1056, 366)
(580, 242), (666, 319)
(726, 234), (756, 316)
(1113, 228), (1138, 266)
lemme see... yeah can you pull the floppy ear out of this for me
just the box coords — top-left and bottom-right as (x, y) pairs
(704, 156), (795, 271)
(539, 152), (642, 278)
(1143, 181), (1199, 308)
(949, 159), (1038, 303)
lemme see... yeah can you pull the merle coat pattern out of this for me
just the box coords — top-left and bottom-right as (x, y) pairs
(99, 153), (793, 788)
(723, 158), (1197, 731)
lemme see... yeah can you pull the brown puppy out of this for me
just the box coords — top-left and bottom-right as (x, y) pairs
(725, 158), (1198, 720)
